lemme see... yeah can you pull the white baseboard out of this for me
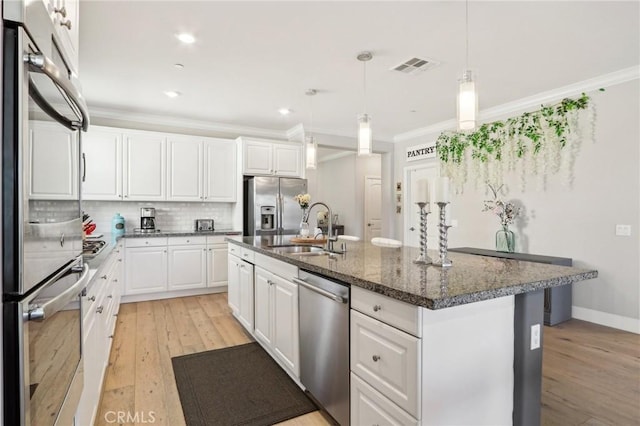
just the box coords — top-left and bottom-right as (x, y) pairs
(572, 306), (640, 334)
(121, 286), (227, 304)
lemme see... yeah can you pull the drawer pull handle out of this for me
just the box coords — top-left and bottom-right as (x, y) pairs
(96, 306), (104, 314)
(108, 295), (113, 299)
(108, 335), (114, 339)
(373, 305), (382, 312)
(88, 296), (96, 302)
(101, 275), (107, 280)
(372, 355), (380, 362)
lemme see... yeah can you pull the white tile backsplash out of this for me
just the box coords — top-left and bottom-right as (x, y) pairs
(82, 201), (234, 234)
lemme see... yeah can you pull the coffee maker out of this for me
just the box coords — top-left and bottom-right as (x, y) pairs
(140, 207), (156, 233)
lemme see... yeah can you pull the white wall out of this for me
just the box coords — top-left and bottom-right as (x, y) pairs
(309, 153), (382, 238)
(394, 78), (640, 333)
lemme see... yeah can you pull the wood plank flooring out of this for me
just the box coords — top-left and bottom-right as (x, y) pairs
(96, 294), (640, 425)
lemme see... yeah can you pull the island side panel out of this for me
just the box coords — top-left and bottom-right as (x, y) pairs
(420, 295), (515, 425)
(513, 289), (545, 426)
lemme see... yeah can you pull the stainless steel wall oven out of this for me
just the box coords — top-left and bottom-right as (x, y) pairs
(3, 1), (90, 425)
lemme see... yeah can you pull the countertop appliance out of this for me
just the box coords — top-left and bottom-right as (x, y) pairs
(140, 207), (157, 232)
(195, 219), (215, 232)
(2, 0), (90, 424)
(294, 270), (350, 425)
(244, 176), (307, 236)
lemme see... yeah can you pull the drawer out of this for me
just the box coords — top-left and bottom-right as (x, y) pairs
(168, 236), (206, 246)
(228, 243), (241, 256)
(206, 236), (227, 245)
(125, 237), (168, 248)
(254, 252), (298, 281)
(352, 286), (422, 337)
(351, 310), (421, 418)
(351, 373), (419, 426)
(240, 247), (255, 263)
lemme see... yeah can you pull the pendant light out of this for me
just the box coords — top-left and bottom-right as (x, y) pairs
(457, 0), (478, 131)
(305, 89), (318, 169)
(357, 51), (373, 156)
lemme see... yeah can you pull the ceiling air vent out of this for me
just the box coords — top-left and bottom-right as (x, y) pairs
(391, 57), (440, 74)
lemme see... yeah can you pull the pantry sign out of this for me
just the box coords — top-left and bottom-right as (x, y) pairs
(406, 141), (437, 162)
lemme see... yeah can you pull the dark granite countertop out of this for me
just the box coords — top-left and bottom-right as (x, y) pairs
(123, 229), (242, 238)
(226, 236), (598, 310)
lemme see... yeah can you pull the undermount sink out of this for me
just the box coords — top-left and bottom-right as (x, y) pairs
(269, 245), (328, 256)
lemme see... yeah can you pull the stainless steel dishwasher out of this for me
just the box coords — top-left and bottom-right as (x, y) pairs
(294, 270), (350, 426)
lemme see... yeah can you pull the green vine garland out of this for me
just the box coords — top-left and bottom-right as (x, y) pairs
(436, 92), (596, 191)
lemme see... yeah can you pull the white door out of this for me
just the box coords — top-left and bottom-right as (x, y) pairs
(364, 176), (382, 241)
(123, 132), (166, 200)
(243, 140), (273, 175)
(204, 139), (237, 201)
(273, 143), (301, 177)
(208, 244), (228, 288)
(238, 261), (254, 332)
(227, 254), (241, 313)
(124, 247), (168, 294)
(29, 122), (78, 200)
(404, 163), (439, 248)
(272, 274), (299, 376)
(167, 137), (203, 201)
(253, 267), (273, 347)
(167, 245), (207, 290)
(82, 127), (123, 200)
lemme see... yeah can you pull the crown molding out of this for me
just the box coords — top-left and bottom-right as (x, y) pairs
(319, 151), (356, 163)
(394, 65), (640, 143)
(286, 123), (306, 142)
(88, 105), (288, 140)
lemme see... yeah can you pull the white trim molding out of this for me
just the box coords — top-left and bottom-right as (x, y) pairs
(572, 306), (640, 334)
(394, 65), (640, 143)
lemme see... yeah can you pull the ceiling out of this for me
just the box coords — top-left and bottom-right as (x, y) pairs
(79, 1), (639, 142)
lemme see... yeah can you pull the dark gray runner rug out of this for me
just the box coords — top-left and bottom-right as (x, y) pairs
(172, 342), (317, 426)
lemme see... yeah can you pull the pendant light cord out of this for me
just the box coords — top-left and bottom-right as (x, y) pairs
(465, 0), (469, 69)
(363, 60), (367, 114)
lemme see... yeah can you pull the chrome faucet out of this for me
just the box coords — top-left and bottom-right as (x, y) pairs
(302, 202), (337, 252)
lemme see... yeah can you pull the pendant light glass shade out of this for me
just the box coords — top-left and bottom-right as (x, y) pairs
(305, 135), (317, 169)
(457, 70), (477, 131)
(358, 114), (372, 156)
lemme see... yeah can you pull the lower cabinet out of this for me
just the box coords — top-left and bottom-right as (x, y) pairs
(168, 244), (207, 290)
(227, 254), (241, 313)
(237, 259), (254, 331)
(125, 244), (168, 294)
(207, 242), (228, 288)
(351, 373), (419, 426)
(76, 241), (123, 426)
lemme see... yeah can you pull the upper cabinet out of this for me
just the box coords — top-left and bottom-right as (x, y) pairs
(29, 121), (78, 200)
(241, 138), (302, 177)
(43, 0), (80, 73)
(82, 126), (237, 202)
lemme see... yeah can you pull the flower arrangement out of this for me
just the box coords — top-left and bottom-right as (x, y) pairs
(482, 183), (520, 227)
(294, 193), (311, 210)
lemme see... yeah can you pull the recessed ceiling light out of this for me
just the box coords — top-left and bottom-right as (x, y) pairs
(164, 91), (181, 98)
(176, 33), (196, 44)
(174, 63), (184, 69)
(278, 108), (291, 116)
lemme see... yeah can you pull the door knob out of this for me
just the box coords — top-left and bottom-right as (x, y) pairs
(367, 223), (371, 227)
(409, 227), (415, 231)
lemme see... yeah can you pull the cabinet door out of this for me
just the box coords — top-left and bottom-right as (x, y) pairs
(272, 274), (299, 376)
(168, 245), (207, 290)
(123, 132), (166, 200)
(76, 315), (100, 426)
(243, 140), (273, 175)
(29, 122), (78, 200)
(208, 244), (228, 288)
(351, 373), (419, 426)
(167, 137), (203, 201)
(273, 143), (301, 177)
(237, 261), (254, 332)
(227, 255), (241, 313)
(82, 127), (123, 200)
(253, 267), (273, 347)
(124, 247), (168, 294)
(204, 139), (237, 201)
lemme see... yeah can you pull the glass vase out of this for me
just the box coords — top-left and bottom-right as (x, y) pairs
(495, 225), (515, 253)
(299, 221), (310, 237)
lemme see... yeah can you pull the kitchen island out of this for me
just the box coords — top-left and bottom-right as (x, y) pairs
(226, 235), (597, 426)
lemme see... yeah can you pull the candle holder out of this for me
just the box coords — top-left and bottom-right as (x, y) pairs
(433, 202), (452, 268)
(413, 202), (432, 265)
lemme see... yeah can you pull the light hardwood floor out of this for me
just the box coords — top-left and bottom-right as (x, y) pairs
(96, 294), (639, 426)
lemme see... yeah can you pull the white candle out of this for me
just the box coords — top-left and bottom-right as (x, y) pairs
(412, 178), (429, 204)
(436, 177), (450, 203)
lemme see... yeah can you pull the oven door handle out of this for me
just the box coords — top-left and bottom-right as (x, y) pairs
(24, 52), (90, 131)
(27, 264), (89, 322)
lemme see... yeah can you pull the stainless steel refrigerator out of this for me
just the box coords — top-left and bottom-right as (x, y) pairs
(244, 176), (307, 235)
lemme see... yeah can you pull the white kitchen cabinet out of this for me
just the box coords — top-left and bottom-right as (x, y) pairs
(167, 136), (203, 201)
(227, 253), (241, 313)
(241, 138), (302, 177)
(82, 126), (123, 200)
(123, 132), (166, 201)
(253, 267), (273, 347)
(41, 0), (79, 73)
(237, 259), (254, 332)
(168, 244), (207, 290)
(204, 139), (237, 201)
(125, 243), (168, 294)
(208, 243), (228, 288)
(29, 121), (78, 200)
(351, 373), (418, 426)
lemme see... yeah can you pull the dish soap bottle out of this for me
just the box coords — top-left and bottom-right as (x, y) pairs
(112, 213), (125, 240)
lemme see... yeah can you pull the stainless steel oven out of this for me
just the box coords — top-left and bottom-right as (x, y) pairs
(3, 0), (90, 424)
